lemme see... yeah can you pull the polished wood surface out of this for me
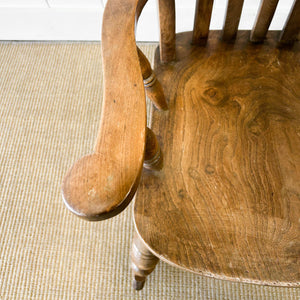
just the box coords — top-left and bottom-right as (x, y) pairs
(62, 0), (146, 221)
(131, 231), (159, 290)
(62, 0), (300, 290)
(279, 0), (300, 43)
(192, 0), (214, 44)
(138, 47), (168, 110)
(158, 0), (176, 63)
(222, 0), (244, 40)
(136, 0), (148, 21)
(134, 31), (300, 287)
(250, 0), (279, 42)
(144, 127), (163, 170)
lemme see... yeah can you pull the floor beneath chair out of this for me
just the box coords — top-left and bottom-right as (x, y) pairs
(0, 42), (299, 299)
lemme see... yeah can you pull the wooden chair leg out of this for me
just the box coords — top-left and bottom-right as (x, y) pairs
(131, 231), (159, 290)
(137, 47), (168, 110)
(144, 127), (163, 170)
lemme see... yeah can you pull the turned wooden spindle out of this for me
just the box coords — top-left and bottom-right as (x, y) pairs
(131, 232), (159, 290)
(157, 0), (176, 63)
(250, 0), (279, 43)
(192, 0), (214, 44)
(143, 127), (163, 170)
(279, 0), (300, 43)
(137, 47), (168, 110)
(222, 0), (244, 41)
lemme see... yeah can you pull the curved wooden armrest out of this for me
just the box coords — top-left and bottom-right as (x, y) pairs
(62, 0), (146, 221)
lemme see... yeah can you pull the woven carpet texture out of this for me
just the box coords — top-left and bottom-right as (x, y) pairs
(0, 43), (299, 299)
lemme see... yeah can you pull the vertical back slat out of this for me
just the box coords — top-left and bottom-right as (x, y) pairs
(136, 0), (148, 21)
(250, 0), (279, 42)
(192, 0), (214, 44)
(158, 0), (176, 63)
(279, 0), (300, 43)
(222, 0), (244, 40)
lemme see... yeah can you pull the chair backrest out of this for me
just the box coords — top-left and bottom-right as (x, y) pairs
(157, 0), (300, 63)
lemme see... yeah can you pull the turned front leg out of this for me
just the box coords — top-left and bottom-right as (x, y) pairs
(144, 127), (163, 170)
(137, 47), (168, 110)
(131, 232), (159, 290)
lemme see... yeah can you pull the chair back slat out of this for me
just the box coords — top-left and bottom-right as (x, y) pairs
(250, 0), (279, 42)
(279, 0), (300, 43)
(136, 0), (148, 21)
(192, 0), (214, 44)
(158, 0), (176, 63)
(222, 0), (244, 40)
(156, 0), (299, 63)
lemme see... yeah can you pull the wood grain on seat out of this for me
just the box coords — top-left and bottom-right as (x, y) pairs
(134, 31), (300, 287)
(62, 0), (300, 290)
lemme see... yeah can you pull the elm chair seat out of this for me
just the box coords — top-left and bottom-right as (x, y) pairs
(62, 0), (300, 290)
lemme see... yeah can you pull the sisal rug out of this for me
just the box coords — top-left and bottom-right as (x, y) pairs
(0, 42), (298, 299)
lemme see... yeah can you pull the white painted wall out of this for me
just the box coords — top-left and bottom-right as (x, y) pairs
(0, 0), (295, 41)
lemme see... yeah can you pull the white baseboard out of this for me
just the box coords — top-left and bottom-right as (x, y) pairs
(0, 8), (103, 40)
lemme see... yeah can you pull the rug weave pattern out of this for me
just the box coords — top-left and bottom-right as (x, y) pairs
(0, 43), (299, 299)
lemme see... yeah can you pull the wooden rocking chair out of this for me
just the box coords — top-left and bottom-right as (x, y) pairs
(62, 0), (300, 290)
